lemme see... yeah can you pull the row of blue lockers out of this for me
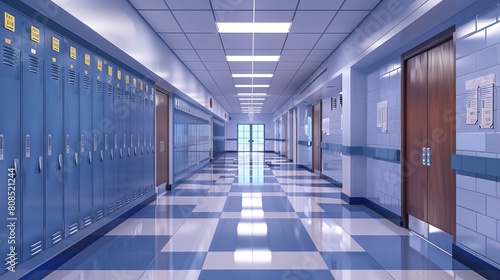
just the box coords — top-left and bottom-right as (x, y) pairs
(0, 3), (155, 272)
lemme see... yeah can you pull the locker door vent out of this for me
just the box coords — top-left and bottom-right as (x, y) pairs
(116, 199), (123, 209)
(30, 241), (42, 256)
(96, 80), (103, 94)
(138, 187), (144, 196)
(107, 84), (113, 97)
(132, 192), (138, 201)
(133, 92), (137, 104)
(125, 195), (131, 205)
(69, 223), (78, 235)
(50, 63), (61, 80)
(68, 70), (77, 86)
(84, 216), (92, 227)
(96, 209), (104, 220)
(125, 90), (129, 101)
(28, 55), (40, 74)
(107, 204), (114, 214)
(116, 88), (122, 100)
(2, 45), (17, 67)
(51, 231), (62, 245)
(83, 75), (91, 90)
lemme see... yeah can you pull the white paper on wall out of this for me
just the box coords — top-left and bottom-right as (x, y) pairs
(377, 100), (388, 133)
(466, 87), (478, 125)
(480, 84), (494, 129)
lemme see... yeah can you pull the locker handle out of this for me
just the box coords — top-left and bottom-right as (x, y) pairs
(422, 147), (426, 166)
(134, 147), (137, 156)
(14, 159), (19, 175)
(120, 149), (123, 158)
(100, 150), (104, 162)
(38, 156), (43, 172)
(141, 147), (144, 155)
(426, 148), (431, 167)
(58, 154), (63, 170)
(75, 153), (79, 166)
(89, 151), (92, 164)
(127, 148), (130, 157)
(111, 150), (114, 160)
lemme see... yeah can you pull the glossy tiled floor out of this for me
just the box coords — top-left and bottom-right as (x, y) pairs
(44, 152), (485, 280)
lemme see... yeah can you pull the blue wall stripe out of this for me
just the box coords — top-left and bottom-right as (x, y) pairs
(452, 154), (500, 179)
(321, 142), (400, 163)
(298, 140), (312, 146)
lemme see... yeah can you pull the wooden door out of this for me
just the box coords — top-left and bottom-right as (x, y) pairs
(403, 32), (455, 236)
(312, 102), (322, 173)
(155, 88), (169, 187)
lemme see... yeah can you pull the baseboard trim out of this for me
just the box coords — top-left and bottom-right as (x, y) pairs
(341, 194), (403, 226)
(453, 245), (500, 279)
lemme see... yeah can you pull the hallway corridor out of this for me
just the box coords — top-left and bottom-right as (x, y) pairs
(44, 153), (483, 280)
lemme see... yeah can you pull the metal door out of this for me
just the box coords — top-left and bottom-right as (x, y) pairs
(138, 82), (145, 196)
(237, 124), (264, 152)
(44, 29), (64, 249)
(92, 55), (104, 221)
(20, 16), (45, 261)
(0, 5), (22, 273)
(63, 40), (80, 237)
(123, 75), (131, 204)
(103, 60), (115, 215)
(113, 67), (124, 209)
(131, 77), (139, 199)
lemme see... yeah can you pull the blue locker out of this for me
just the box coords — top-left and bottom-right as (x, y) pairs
(79, 49), (92, 228)
(103, 61), (115, 215)
(92, 55), (104, 221)
(0, 5), (22, 275)
(130, 76), (138, 200)
(44, 30), (64, 249)
(113, 67), (124, 209)
(147, 87), (155, 193)
(63, 39), (80, 237)
(137, 84), (145, 196)
(123, 74), (131, 205)
(20, 15), (45, 261)
(143, 85), (149, 194)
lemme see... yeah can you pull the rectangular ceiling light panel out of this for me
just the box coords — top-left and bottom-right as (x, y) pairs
(216, 22), (291, 33)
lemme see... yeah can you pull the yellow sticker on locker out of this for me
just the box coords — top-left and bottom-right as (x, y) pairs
(140, 82), (143, 91)
(69, 46), (76, 60)
(5, 38), (11, 45)
(117, 70), (122, 80)
(4, 12), (15, 32)
(97, 60), (102, 71)
(133, 78), (137, 87)
(30, 26), (40, 43)
(52, 37), (59, 52)
(107, 65), (112, 76)
(84, 54), (91, 66)
(146, 85), (149, 92)
(125, 75), (130, 84)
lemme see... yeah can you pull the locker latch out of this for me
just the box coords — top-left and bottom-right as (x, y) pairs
(100, 150), (104, 162)
(75, 152), (79, 166)
(38, 156), (43, 172)
(58, 154), (63, 170)
(89, 151), (92, 164)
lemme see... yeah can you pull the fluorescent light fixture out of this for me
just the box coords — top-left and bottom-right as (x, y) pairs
(227, 56), (280, 62)
(237, 93), (267, 96)
(239, 98), (265, 101)
(235, 85), (269, 88)
(232, 74), (273, 78)
(242, 107), (262, 110)
(241, 103), (263, 106)
(216, 22), (291, 33)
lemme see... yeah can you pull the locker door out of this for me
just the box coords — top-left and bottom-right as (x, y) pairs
(103, 61), (114, 215)
(149, 87), (155, 192)
(44, 30), (64, 249)
(79, 50), (92, 228)
(138, 87), (145, 196)
(63, 40), (80, 237)
(131, 78), (138, 200)
(113, 67), (124, 209)
(92, 56), (104, 221)
(20, 16), (45, 261)
(123, 74), (131, 205)
(0, 6), (22, 274)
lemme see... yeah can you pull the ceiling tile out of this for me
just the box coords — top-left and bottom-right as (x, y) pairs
(139, 11), (181, 32)
(129, 0), (169, 9)
(305, 53), (330, 62)
(299, 61), (322, 71)
(184, 61), (207, 71)
(196, 50), (227, 62)
(165, 0), (212, 10)
(255, 34), (287, 49)
(210, 0), (251, 10)
(276, 61), (303, 71)
(254, 62), (278, 71)
(290, 22), (330, 33)
(325, 21), (360, 33)
(220, 34), (252, 49)
(158, 33), (192, 49)
(297, 0), (343, 10)
(204, 61), (230, 71)
(314, 33), (348, 49)
(173, 49), (200, 61)
(284, 34), (321, 49)
(214, 11), (252, 22)
(186, 34), (223, 49)
(341, 0), (381, 10)
(256, 0), (298, 10)
(224, 49), (282, 55)
(333, 11), (371, 22)
(294, 11), (337, 22)
(172, 11), (217, 33)
(256, 11), (295, 22)
(229, 62), (252, 72)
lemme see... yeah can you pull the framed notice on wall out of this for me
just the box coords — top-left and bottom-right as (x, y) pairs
(480, 84), (494, 129)
(465, 74), (495, 129)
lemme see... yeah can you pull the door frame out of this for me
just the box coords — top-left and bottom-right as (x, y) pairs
(155, 87), (169, 188)
(401, 27), (456, 231)
(312, 101), (322, 173)
(237, 123), (265, 152)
